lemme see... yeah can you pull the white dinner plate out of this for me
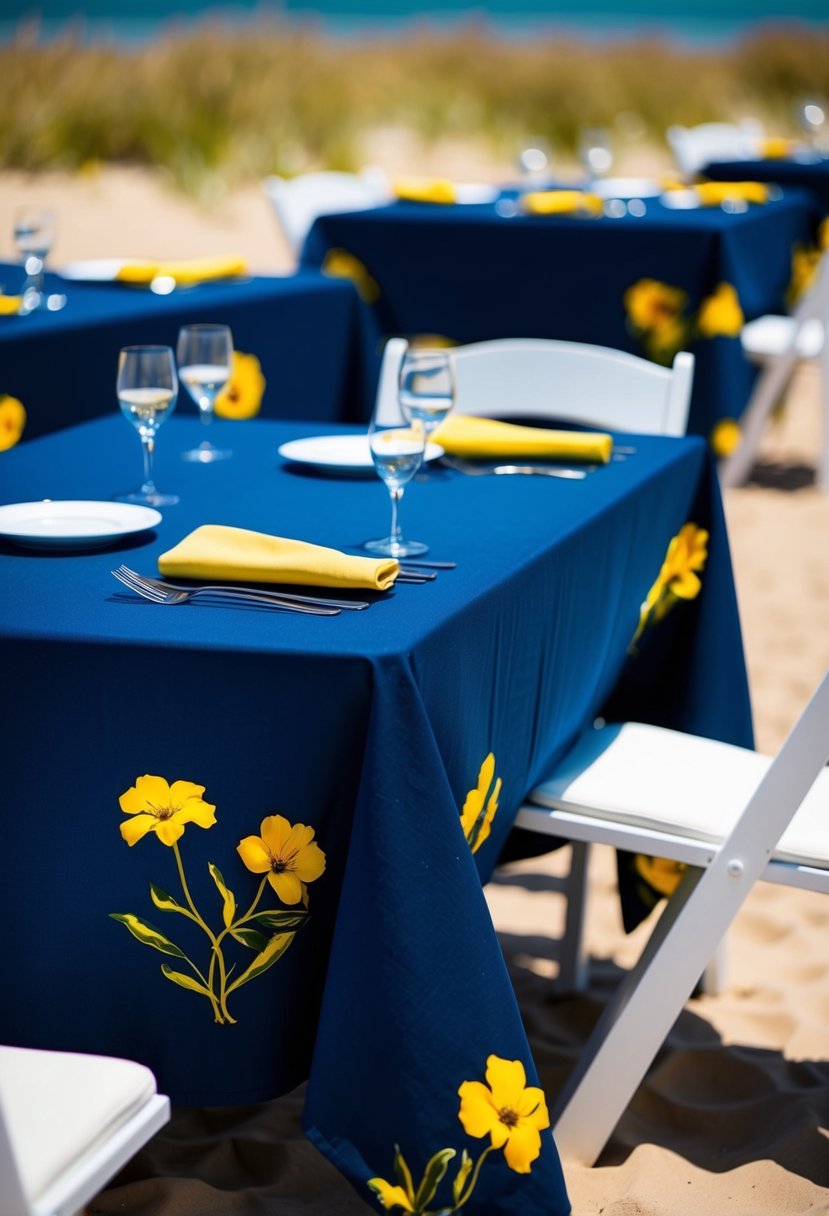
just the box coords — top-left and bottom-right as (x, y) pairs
(59, 259), (130, 281)
(278, 433), (445, 476)
(0, 500), (162, 549)
(659, 190), (701, 210)
(590, 177), (663, 199)
(454, 183), (500, 204)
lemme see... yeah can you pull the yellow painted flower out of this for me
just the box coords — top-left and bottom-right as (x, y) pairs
(367, 1178), (416, 1212)
(322, 247), (380, 303)
(214, 351), (265, 420)
(633, 522), (709, 645)
(458, 1055), (549, 1174)
(624, 279), (689, 363)
(460, 753), (502, 854)
(697, 282), (745, 338)
(0, 394), (26, 450)
(710, 417), (742, 457)
(635, 854), (686, 897)
(237, 814), (326, 904)
(119, 775), (217, 847)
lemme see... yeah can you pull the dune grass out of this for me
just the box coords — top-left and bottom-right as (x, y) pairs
(1, 19), (828, 198)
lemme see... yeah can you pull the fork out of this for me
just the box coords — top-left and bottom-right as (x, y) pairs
(114, 566), (369, 610)
(439, 455), (591, 480)
(112, 568), (341, 616)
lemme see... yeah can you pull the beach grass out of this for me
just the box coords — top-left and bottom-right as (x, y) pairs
(2, 21), (828, 198)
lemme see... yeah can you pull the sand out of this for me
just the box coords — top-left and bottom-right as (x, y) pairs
(4, 160), (828, 1216)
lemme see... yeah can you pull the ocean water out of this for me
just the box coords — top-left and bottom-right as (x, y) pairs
(2, 0), (827, 46)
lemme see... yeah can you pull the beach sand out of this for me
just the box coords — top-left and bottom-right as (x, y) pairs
(5, 161), (828, 1216)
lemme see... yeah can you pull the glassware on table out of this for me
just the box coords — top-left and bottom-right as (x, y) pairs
(13, 207), (55, 314)
(116, 345), (179, 506)
(515, 135), (553, 183)
(796, 99), (827, 154)
(397, 347), (455, 440)
(364, 404), (428, 559)
(577, 128), (614, 183)
(176, 323), (233, 462)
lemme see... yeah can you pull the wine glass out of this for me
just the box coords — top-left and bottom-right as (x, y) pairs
(176, 323), (233, 462)
(515, 135), (553, 184)
(364, 406), (428, 559)
(14, 207), (54, 314)
(796, 99), (827, 155)
(116, 345), (179, 506)
(398, 347), (455, 441)
(577, 128), (613, 184)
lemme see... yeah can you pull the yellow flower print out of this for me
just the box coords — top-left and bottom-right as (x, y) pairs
(711, 417), (741, 457)
(458, 1054), (550, 1174)
(632, 522), (709, 646)
(696, 282), (745, 338)
(237, 814), (326, 904)
(460, 753), (501, 854)
(214, 351), (265, 420)
(369, 1178), (416, 1212)
(635, 854), (686, 897)
(322, 247), (380, 303)
(119, 775), (217, 846)
(0, 394), (26, 451)
(623, 279), (690, 364)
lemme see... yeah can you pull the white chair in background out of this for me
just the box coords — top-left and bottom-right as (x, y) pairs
(512, 668), (829, 1165)
(0, 1044), (169, 1216)
(262, 167), (391, 256)
(666, 119), (765, 178)
(375, 336), (694, 436)
(719, 251), (829, 490)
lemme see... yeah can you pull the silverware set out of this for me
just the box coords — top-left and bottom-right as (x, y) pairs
(439, 454), (592, 480)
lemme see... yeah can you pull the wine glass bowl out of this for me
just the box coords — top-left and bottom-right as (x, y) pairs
(13, 207), (55, 314)
(116, 345), (179, 507)
(177, 323), (233, 462)
(364, 415), (428, 558)
(398, 348), (455, 438)
(578, 128), (614, 183)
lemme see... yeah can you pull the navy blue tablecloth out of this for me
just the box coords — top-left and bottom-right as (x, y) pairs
(0, 415), (752, 1214)
(0, 265), (363, 441)
(300, 189), (815, 445)
(702, 156), (829, 214)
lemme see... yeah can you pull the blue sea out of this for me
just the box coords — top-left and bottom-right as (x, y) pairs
(1, 0), (827, 47)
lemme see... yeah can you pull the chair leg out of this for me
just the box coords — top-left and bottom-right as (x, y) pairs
(556, 841), (590, 992)
(719, 347), (799, 489)
(700, 936), (728, 995)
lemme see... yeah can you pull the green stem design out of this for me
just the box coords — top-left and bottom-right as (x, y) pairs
(209, 876), (268, 1002)
(172, 841), (234, 1024)
(452, 1146), (495, 1212)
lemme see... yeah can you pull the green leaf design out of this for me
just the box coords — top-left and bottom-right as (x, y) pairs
(225, 932), (295, 994)
(209, 863), (236, 929)
(250, 909), (308, 930)
(110, 913), (186, 958)
(160, 964), (213, 997)
(231, 926), (270, 952)
(149, 883), (184, 913)
(452, 1150), (473, 1206)
(414, 1148), (455, 1211)
(393, 1145), (415, 1203)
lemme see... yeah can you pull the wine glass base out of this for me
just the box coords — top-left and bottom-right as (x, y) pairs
(364, 537), (429, 558)
(115, 489), (180, 507)
(182, 443), (232, 463)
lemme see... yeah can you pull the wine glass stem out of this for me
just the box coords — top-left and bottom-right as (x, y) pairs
(140, 434), (157, 493)
(198, 396), (214, 429)
(388, 486), (404, 546)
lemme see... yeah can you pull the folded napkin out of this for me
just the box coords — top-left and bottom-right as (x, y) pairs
(760, 136), (795, 159)
(521, 190), (603, 217)
(694, 181), (769, 207)
(392, 177), (457, 204)
(158, 525), (399, 590)
(0, 293), (22, 315)
(432, 414), (613, 463)
(116, 254), (247, 286)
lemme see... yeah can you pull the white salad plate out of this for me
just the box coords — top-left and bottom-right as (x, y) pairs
(0, 500), (162, 549)
(453, 183), (501, 204)
(59, 259), (131, 281)
(591, 177), (663, 199)
(278, 434), (445, 476)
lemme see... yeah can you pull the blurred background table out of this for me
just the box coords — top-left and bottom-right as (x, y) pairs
(0, 414), (751, 1213)
(702, 156), (829, 213)
(300, 187), (816, 443)
(0, 266), (364, 441)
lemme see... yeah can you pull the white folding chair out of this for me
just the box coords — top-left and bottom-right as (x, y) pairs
(262, 168), (391, 256)
(513, 668), (829, 1165)
(0, 1044), (170, 1216)
(666, 119), (765, 178)
(719, 252), (828, 490)
(375, 337), (694, 436)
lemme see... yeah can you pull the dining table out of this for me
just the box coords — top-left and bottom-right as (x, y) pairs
(299, 184), (816, 448)
(0, 262), (365, 442)
(701, 154), (829, 214)
(0, 411), (752, 1215)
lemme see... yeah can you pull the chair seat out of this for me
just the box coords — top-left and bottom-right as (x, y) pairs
(741, 314), (824, 362)
(0, 1045), (158, 1206)
(529, 722), (829, 870)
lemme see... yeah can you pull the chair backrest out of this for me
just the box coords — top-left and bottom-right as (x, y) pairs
(262, 168), (391, 255)
(666, 119), (765, 177)
(0, 1045), (169, 1216)
(375, 337), (693, 435)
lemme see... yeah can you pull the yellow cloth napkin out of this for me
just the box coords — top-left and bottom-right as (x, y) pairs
(0, 293), (22, 315)
(760, 136), (795, 159)
(116, 254), (247, 286)
(695, 181), (769, 207)
(158, 524), (399, 590)
(521, 190), (603, 217)
(392, 177), (457, 204)
(432, 414), (613, 463)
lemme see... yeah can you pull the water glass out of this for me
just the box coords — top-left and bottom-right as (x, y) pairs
(364, 404), (428, 558)
(398, 348), (455, 439)
(116, 345), (179, 506)
(13, 208), (54, 314)
(177, 323), (233, 462)
(578, 128), (613, 183)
